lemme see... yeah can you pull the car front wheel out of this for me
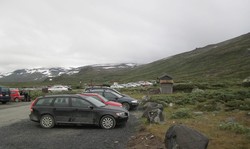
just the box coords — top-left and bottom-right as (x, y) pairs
(122, 102), (130, 110)
(100, 115), (116, 129)
(40, 115), (55, 128)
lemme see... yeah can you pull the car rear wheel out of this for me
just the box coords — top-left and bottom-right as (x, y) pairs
(100, 115), (116, 129)
(40, 115), (55, 128)
(122, 102), (130, 110)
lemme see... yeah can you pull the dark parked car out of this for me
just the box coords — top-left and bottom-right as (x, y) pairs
(85, 86), (130, 97)
(29, 94), (129, 129)
(85, 89), (139, 110)
(0, 86), (11, 104)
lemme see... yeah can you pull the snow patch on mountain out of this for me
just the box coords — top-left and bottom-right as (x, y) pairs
(0, 63), (138, 82)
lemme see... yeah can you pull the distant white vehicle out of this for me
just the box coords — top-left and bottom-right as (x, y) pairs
(110, 84), (124, 89)
(138, 81), (153, 86)
(48, 85), (69, 92)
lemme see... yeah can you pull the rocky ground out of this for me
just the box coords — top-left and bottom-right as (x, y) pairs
(127, 110), (166, 149)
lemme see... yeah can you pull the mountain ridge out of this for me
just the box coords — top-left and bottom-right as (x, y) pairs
(0, 63), (138, 82)
(1, 32), (249, 84)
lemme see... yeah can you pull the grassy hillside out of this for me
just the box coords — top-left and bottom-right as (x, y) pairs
(122, 33), (250, 83)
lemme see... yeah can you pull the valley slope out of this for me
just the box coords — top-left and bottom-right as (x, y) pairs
(1, 33), (249, 85)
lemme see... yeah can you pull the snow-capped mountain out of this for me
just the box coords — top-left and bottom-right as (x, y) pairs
(0, 67), (81, 82)
(0, 63), (138, 82)
(90, 63), (137, 70)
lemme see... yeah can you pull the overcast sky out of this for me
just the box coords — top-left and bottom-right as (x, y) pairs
(0, 0), (249, 73)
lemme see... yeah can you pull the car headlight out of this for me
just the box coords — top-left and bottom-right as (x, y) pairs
(131, 100), (138, 103)
(116, 112), (126, 117)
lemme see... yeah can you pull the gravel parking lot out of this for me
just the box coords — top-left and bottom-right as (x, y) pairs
(0, 102), (140, 149)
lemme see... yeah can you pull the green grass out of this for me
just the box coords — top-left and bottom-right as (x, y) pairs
(123, 82), (250, 149)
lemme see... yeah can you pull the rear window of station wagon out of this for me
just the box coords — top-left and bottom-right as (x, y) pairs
(54, 97), (70, 107)
(36, 98), (54, 106)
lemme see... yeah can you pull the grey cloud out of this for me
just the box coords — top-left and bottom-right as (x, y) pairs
(0, 0), (250, 72)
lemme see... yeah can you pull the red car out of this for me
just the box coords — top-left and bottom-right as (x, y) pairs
(10, 89), (24, 102)
(81, 93), (122, 108)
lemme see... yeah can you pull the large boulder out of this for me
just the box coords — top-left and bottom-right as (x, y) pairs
(165, 124), (209, 149)
(142, 102), (164, 123)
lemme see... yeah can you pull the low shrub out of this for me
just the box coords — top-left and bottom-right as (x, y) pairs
(203, 89), (250, 103)
(29, 90), (44, 100)
(121, 87), (156, 95)
(170, 108), (192, 119)
(225, 99), (250, 111)
(219, 122), (250, 134)
(196, 101), (221, 112)
(173, 83), (194, 92)
(235, 90), (250, 99)
(213, 92), (235, 103)
(210, 83), (228, 88)
(150, 95), (176, 104)
(175, 97), (197, 105)
(150, 93), (204, 106)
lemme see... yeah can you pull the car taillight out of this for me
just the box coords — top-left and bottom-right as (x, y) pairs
(30, 98), (37, 112)
(0, 94), (2, 97)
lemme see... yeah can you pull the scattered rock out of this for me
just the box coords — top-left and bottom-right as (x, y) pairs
(226, 117), (236, 123)
(127, 132), (165, 149)
(192, 88), (205, 93)
(130, 136), (136, 139)
(242, 76), (250, 87)
(142, 95), (150, 101)
(193, 111), (204, 116)
(149, 135), (155, 139)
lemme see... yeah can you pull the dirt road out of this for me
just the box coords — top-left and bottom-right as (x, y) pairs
(0, 102), (30, 127)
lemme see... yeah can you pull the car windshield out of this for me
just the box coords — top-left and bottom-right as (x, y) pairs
(111, 88), (122, 95)
(109, 91), (123, 98)
(84, 96), (106, 107)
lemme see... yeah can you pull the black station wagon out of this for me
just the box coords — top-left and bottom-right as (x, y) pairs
(29, 94), (129, 129)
